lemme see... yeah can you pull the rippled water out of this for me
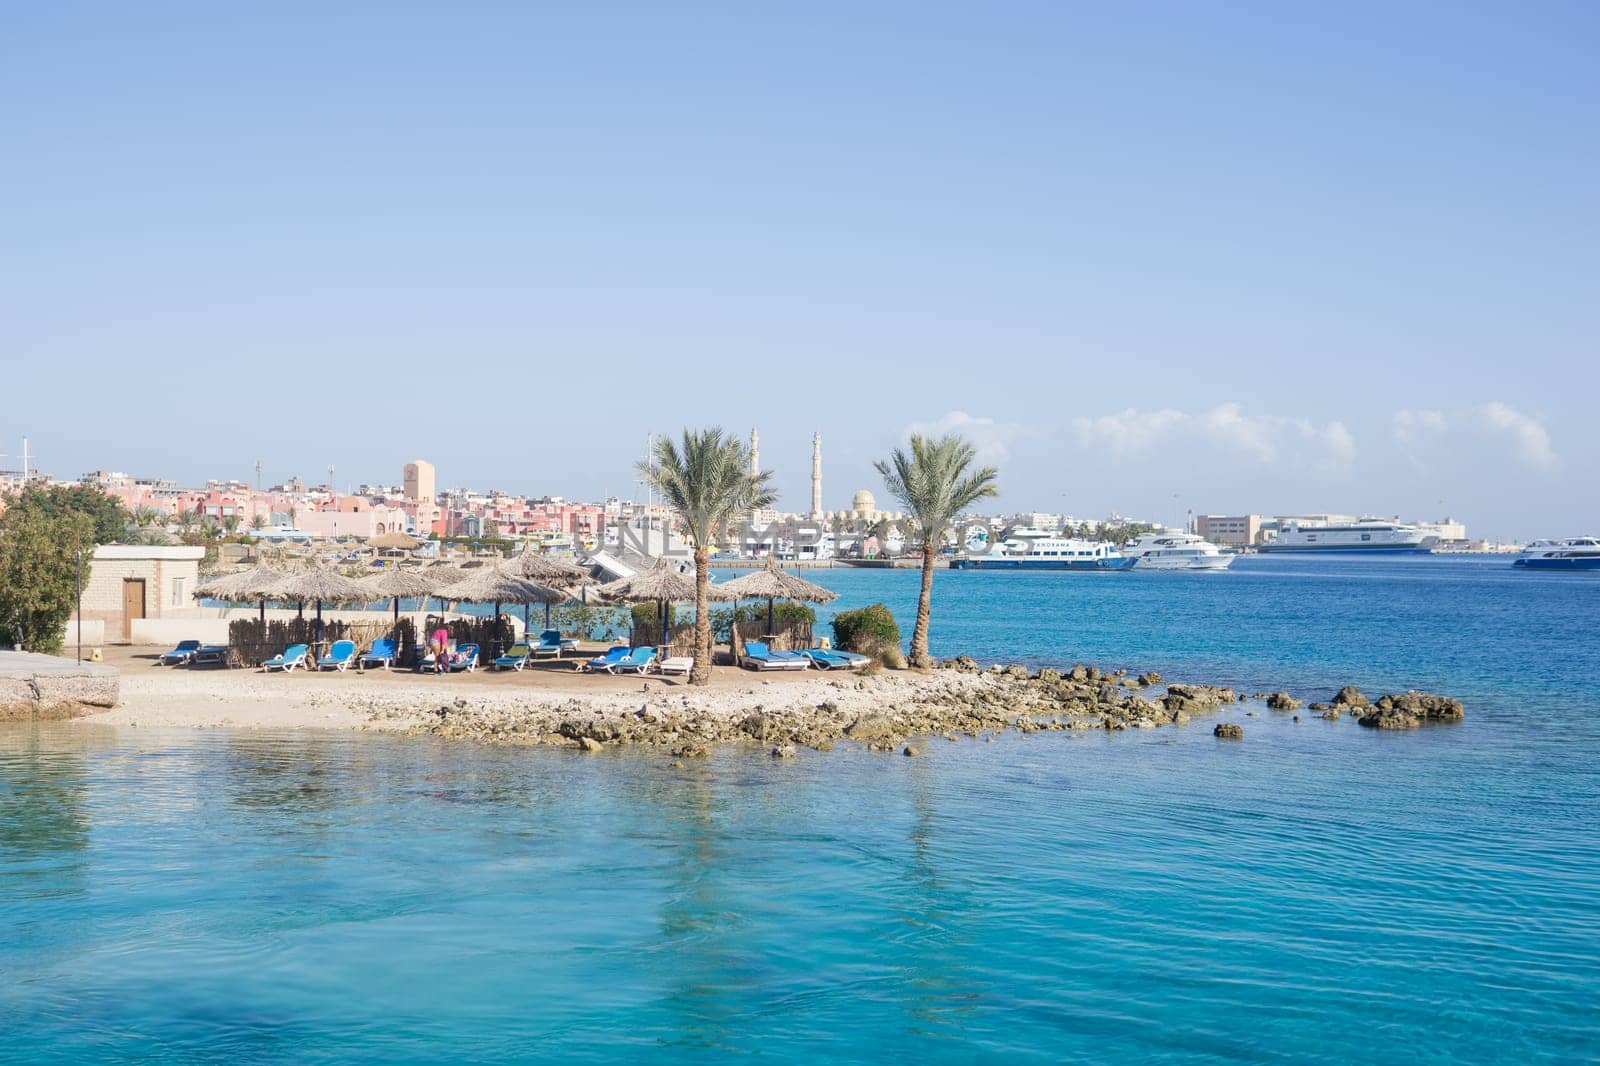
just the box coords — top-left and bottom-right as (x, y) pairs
(4, 556), (1598, 1062)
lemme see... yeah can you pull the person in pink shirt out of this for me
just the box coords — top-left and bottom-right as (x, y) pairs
(430, 627), (450, 673)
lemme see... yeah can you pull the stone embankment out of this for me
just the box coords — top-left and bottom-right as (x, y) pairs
(0, 651), (120, 721)
(392, 658), (1463, 755)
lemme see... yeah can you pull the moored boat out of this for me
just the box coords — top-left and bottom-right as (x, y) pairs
(1513, 538), (1600, 571)
(1123, 532), (1234, 571)
(951, 538), (1133, 571)
(1259, 519), (1437, 553)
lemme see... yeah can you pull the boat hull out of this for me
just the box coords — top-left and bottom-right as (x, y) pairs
(1256, 543), (1433, 553)
(950, 557), (1133, 571)
(1513, 557), (1600, 571)
(1130, 555), (1234, 571)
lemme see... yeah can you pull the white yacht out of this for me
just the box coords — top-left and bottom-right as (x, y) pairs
(1259, 519), (1438, 553)
(951, 538), (1133, 571)
(1513, 537), (1600, 571)
(1123, 532), (1234, 571)
(999, 526), (1054, 554)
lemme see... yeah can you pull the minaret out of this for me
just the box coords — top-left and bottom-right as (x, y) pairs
(750, 428), (760, 476)
(810, 432), (823, 517)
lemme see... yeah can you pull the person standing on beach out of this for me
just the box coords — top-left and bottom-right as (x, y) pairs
(431, 626), (450, 673)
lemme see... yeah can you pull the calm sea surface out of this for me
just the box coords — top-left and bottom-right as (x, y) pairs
(5, 556), (1598, 1062)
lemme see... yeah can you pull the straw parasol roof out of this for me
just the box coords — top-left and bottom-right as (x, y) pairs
(443, 565), (567, 607)
(368, 530), (421, 551)
(195, 563), (294, 602)
(279, 565), (374, 605)
(360, 565), (447, 600)
(510, 545), (595, 586)
(719, 556), (839, 605)
(599, 556), (737, 604)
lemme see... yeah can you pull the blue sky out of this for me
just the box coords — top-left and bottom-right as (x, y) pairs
(3, 2), (1595, 539)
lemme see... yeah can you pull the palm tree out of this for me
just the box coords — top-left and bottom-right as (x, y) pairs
(875, 433), (999, 668)
(640, 428), (775, 685)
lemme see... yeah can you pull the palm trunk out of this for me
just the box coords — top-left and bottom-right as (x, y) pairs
(691, 546), (712, 685)
(909, 541), (936, 668)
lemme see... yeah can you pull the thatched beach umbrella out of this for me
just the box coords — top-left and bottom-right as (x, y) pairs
(510, 545), (595, 629)
(280, 565), (372, 646)
(194, 563), (294, 624)
(360, 566), (444, 624)
(720, 555), (838, 638)
(368, 530), (420, 551)
(442, 566), (567, 658)
(599, 556), (736, 654)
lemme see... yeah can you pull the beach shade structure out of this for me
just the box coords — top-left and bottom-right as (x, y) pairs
(368, 530), (421, 552)
(279, 565), (373, 647)
(510, 546), (596, 629)
(360, 566), (445, 624)
(441, 565), (567, 660)
(720, 556), (839, 638)
(194, 563), (295, 624)
(598, 556), (736, 655)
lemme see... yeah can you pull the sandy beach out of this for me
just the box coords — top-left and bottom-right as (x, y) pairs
(95, 644), (872, 731)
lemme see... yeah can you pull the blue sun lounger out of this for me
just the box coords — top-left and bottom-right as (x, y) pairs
(492, 643), (531, 671)
(318, 639), (357, 671)
(531, 630), (578, 658)
(448, 643), (479, 672)
(615, 647), (658, 674)
(158, 639), (202, 666)
(359, 638), (398, 671)
(582, 646), (630, 673)
(740, 641), (810, 672)
(263, 644), (308, 672)
(799, 647), (870, 670)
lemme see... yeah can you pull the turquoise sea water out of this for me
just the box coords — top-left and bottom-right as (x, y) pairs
(5, 556), (1599, 1062)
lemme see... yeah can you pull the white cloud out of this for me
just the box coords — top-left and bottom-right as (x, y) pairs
(1072, 403), (1356, 471)
(1392, 408), (1446, 448)
(1479, 402), (1557, 471)
(903, 410), (1029, 466)
(1390, 404), (1556, 472)
(1069, 407), (1187, 457)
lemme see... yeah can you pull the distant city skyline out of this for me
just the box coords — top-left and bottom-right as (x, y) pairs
(5, 4), (1594, 541)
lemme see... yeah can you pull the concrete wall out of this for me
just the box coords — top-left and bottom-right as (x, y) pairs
(57, 619), (106, 647)
(73, 545), (205, 642)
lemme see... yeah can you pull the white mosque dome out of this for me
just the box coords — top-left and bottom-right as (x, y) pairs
(851, 489), (877, 512)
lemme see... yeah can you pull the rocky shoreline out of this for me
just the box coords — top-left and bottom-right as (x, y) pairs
(390, 658), (1464, 756)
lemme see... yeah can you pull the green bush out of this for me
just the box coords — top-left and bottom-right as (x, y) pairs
(710, 601), (816, 642)
(831, 603), (902, 663)
(630, 602), (676, 629)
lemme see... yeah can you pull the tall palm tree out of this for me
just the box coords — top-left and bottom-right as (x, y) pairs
(640, 428), (775, 685)
(875, 433), (999, 668)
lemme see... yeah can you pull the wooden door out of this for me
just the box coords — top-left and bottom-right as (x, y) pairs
(122, 578), (146, 641)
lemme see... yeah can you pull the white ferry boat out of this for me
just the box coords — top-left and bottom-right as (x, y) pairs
(1513, 538), (1600, 571)
(1258, 519), (1438, 554)
(950, 538), (1133, 571)
(1122, 532), (1234, 571)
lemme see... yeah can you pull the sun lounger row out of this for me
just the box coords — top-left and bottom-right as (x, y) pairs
(198, 635), (868, 676)
(740, 642), (871, 672)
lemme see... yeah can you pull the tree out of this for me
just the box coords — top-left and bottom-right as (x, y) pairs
(250, 513), (266, 531)
(18, 484), (131, 545)
(875, 433), (998, 668)
(0, 489), (95, 653)
(639, 429), (775, 685)
(223, 514), (241, 535)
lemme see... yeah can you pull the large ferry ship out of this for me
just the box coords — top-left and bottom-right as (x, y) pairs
(1513, 538), (1600, 571)
(1122, 531), (1234, 570)
(950, 538), (1133, 571)
(1258, 519), (1438, 553)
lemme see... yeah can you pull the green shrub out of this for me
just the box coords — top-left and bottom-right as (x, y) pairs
(710, 601), (816, 642)
(832, 603), (901, 662)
